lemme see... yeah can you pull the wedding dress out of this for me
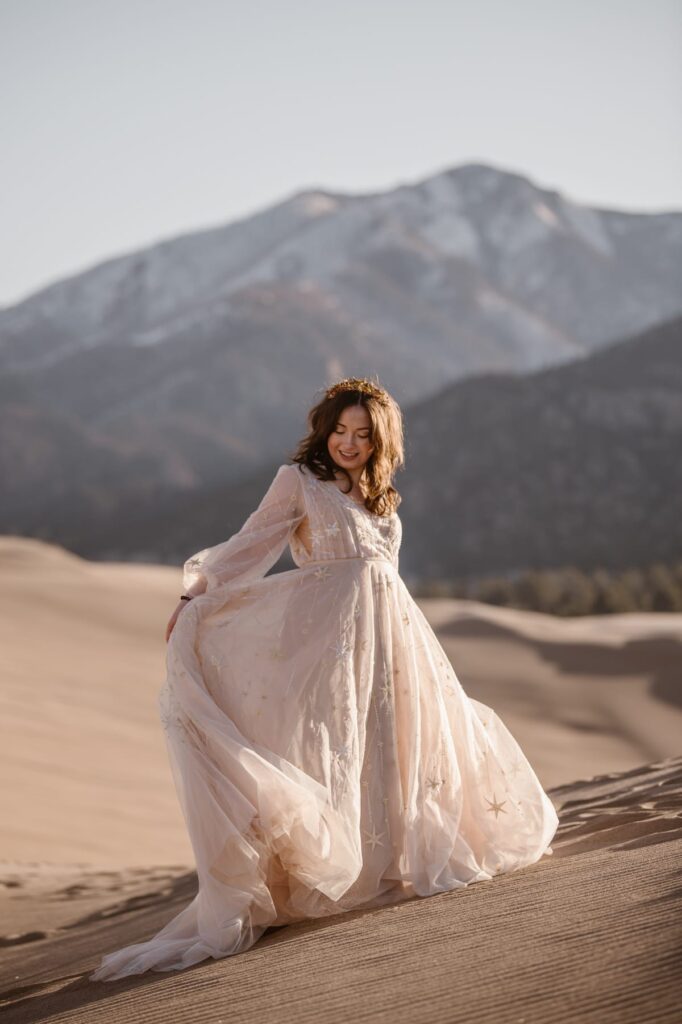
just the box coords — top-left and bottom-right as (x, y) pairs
(90, 462), (558, 981)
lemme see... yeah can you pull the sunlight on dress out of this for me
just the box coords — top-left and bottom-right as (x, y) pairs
(90, 463), (558, 981)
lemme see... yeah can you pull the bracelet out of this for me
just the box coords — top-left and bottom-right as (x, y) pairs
(180, 595), (193, 601)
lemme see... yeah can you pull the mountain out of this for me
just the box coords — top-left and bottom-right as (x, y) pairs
(10, 315), (680, 583)
(397, 314), (682, 579)
(3, 163), (682, 378)
(1, 162), (681, 511)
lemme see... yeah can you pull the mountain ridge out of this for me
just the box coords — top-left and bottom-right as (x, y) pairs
(5, 313), (677, 582)
(2, 162), (681, 374)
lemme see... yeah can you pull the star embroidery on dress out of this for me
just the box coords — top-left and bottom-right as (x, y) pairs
(507, 760), (523, 778)
(379, 680), (393, 706)
(186, 557), (203, 571)
(324, 521), (340, 538)
(331, 743), (352, 762)
(313, 565), (332, 581)
(362, 826), (386, 850)
(209, 654), (224, 670)
(426, 776), (445, 793)
(484, 793), (508, 818)
(310, 527), (326, 546)
(330, 637), (353, 658)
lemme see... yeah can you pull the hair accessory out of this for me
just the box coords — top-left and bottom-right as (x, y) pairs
(325, 377), (390, 405)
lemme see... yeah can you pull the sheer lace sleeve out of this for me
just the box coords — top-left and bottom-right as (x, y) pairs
(181, 464), (305, 596)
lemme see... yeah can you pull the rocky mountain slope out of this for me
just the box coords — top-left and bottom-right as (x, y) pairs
(397, 314), (682, 578)
(18, 313), (678, 582)
(1, 162), (681, 504)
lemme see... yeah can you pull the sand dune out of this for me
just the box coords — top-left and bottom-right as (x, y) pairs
(0, 537), (193, 866)
(1, 756), (680, 1023)
(2, 536), (680, 867)
(1, 536), (681, 1021)
(422, 596), (682, 788)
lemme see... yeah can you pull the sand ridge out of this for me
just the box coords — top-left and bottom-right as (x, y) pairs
(2, 536), (680, 867)
(0, 756), (680, 1023)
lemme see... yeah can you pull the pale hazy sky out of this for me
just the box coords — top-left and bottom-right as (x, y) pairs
(1, 0), (680, 307)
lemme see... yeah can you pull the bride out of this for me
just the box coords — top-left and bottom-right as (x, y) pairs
(90, 376), (558, 982)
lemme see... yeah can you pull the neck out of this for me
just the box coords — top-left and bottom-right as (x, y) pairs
(334, 465), (365, 488)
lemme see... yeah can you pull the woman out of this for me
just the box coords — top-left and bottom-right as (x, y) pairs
(90, 376), (558, 982)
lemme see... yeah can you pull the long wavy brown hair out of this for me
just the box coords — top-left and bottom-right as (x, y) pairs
(289, 377), (404, 516)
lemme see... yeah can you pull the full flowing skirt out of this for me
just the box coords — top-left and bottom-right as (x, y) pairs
(90, 556), (558, 980)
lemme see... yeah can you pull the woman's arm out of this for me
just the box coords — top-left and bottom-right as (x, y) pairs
(181, 463), (306, 597)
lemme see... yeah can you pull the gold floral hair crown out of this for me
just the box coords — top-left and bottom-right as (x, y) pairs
(324, 377), (390, 405)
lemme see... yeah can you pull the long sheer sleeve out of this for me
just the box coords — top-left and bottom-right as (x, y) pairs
(181, 464), (305, 597)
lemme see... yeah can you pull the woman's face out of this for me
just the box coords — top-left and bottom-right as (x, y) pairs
(327, 403), (374, 472)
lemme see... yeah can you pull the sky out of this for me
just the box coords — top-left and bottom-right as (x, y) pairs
(1, 0), (681, 307)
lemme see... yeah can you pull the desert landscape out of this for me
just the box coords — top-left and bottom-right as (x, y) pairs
(3, 3), (681, 1018)
(1, 535), (680, 1022)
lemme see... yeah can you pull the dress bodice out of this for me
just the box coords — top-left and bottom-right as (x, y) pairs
(181, 462), (402, 596)
(290, 464), (402, 570)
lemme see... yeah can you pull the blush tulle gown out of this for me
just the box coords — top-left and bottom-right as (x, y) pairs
(90, 462), (558, 981)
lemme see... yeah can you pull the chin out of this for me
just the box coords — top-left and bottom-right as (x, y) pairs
(332, 453), (370, 470)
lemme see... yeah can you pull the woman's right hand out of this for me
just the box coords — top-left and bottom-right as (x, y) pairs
(165, 600), (190, 643)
